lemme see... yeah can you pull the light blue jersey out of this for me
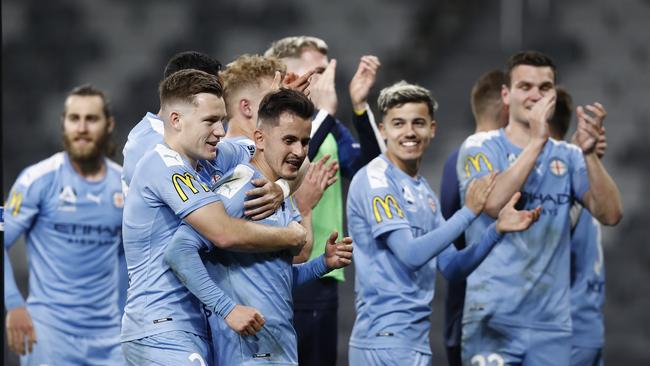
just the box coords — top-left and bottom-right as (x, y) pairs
(570, 205), (604, 348)
(120, 144), (221, 342)
(457, 128), (590, 331)
(4, 152), (124, 336)
(170, 161), (328, 365)
(347, 155), (445, 354)
(121, 113), (255, 194)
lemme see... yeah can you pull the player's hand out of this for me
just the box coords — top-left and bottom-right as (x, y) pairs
(224, 304), (265, 336)
(244, 178), (283, 220)
(283, 69), (316, 96)
(324, 230), (353, 269)
(574, 102), (606, 155)
(464, 172), (497, 215)
(308, 59), (337, 116)
(349, 55), (381, 113)
(6, 307), (37, 356)
(529, 92), (555, 143)
(294, 154), (339, 214)
(495, 192), (542, 233)
(288, 221), (308, 255)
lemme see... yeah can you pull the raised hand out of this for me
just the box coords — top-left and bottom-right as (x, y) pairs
(574, 102), (606, 155)
(529, 92), (556, 142)
(294, 154), (339, 214)
(464, 172), (497, 215)
(308, 59), (337, 115)
(224, 304), (266, 336)
(349, 55), (381, 113)
(495, 192), (542, 233)
(6, 307), (37, 356)
(244, 177), (284, 220)
(324, 230), (353, 269)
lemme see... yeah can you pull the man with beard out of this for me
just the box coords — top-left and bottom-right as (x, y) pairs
(4, 85), (126, 365)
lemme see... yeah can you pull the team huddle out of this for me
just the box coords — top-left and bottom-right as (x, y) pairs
(4, 35), (621, 366)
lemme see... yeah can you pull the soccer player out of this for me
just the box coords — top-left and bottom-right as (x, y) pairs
(120, 70), (307, 365)
(4, 85), (126, 365)
(122, 51), (223, 192)
(220, 53), (338, 224)
(165, 88), (354, 365)
(266, 36), (383, 365)
(548, 88), (607, 366)
(347, 81), (541, 366)
(457, 51), (622, 365)
(439, 69), (508, 366)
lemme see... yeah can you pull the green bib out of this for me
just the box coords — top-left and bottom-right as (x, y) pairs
(310, 133), (345, 281)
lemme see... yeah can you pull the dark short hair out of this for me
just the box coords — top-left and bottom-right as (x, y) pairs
(257, 88), (314, 127)
(471, 70), (506, 121)
(163, 51), (222, 79)
(505, 51), (556, 86)
(66, 84), (113, 118)
(159, 69), (224, 107)
(549, 87), (573, 140)
(377, 81), (438, 119)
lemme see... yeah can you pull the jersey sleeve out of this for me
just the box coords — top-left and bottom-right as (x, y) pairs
(457, 136), (501, 200)
(3, 171), (50, 310)
(332, 121), (362, 179)
(568, 147), (590, 203)
(146, 158), (221, 219)
(212, 164), (256, 219)
(213, 140), (255, 177)
(353, 167), (410, 239)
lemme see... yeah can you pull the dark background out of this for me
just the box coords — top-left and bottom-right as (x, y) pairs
(3, 0), (649, 364)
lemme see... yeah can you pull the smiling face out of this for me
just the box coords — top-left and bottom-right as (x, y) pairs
(380, 102), (436, 174)
(256, 111), (311, 181)
(62, 95), (114, 163)
(175, 93), (227, 162)
(503, 64), (556, 126)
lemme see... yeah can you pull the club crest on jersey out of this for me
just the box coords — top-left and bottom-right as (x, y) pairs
(211, 174), (221, 187)
(113, 192), (124, 208)
(549, 158), (568, 177)
(428, 197), (437, 214)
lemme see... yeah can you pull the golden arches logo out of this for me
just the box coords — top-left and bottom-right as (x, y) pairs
(7, 190), (23, 216)
(372, 195), (404, 223)
(464, 153), (493, 177)
(172, 173), (207, 202)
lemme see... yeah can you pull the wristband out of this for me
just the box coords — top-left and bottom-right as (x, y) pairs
(276, 179), (291, 199)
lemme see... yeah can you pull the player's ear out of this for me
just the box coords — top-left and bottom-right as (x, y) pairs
(107, 116), (115, 134)
(240, 98), (253, 119)
(430, 119), (437, 139)
(253, 128), (265, 151)
(379, 121), (387, 140)
(501, 84), (510, 106)
(169, 111), (182, 130)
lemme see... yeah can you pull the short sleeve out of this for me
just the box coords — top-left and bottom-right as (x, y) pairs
(569, 147), (590, 203)
(147, 159), (221, 219)
(4, 171), (48, 243)
(353, 166), (410, 239)
(457, 134), (501, 200)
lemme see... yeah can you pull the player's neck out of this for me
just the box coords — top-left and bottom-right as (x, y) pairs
(225, 117), (254, 140)
(475, 118), (502, 133)
(385, 151), (420, 178)
(250, 152), (278, 182)
(504, 119), (531, 148)
(164, 136), (199, 170)
(69, 157), (106, 182)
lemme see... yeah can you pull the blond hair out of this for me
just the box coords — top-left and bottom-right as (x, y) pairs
(221, 54), (286, 106)
(264, 36), (328, 59)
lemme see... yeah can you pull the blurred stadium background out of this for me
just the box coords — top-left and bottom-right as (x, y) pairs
(3, 0), (649, 364)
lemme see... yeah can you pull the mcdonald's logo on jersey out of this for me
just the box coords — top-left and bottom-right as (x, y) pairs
(7, 190), (23, 216)
(372, 194), (404, 223)
(172, 173), (209, 202)
(464, 153), (493, 177)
